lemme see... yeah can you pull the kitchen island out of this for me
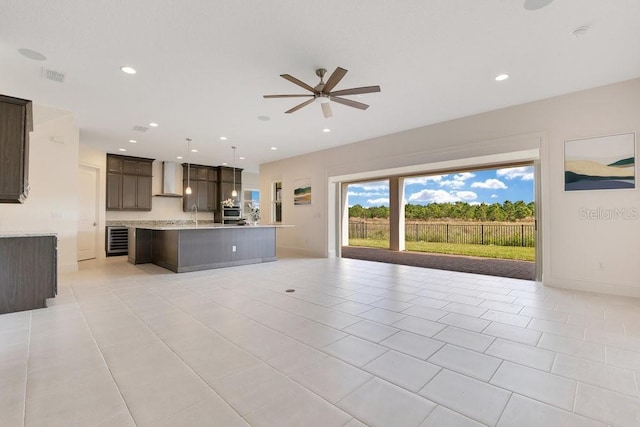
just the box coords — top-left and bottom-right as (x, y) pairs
(128, 224), (281, 273)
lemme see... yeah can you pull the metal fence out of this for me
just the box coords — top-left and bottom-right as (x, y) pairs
(349, 221), (535, 247)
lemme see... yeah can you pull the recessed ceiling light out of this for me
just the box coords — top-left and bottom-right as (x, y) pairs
(176, 156), (183, 159)
(118, 148), (126, 152)
(129, 139), (137, 143)
(239, 156), (245, 160)
(571, 26), (589, 38)
(257, 116), (271, 121)
(270, 147), (277, 151)
(222, 162), (228, 166)
(495, 74), (509, 81)
(220, 136), (228, 141)
(191, 149), (198, 153)
(18, 48), (46, 61)
(120, 66), (136, 74)
(323, 128), (331, 133)
(149, 122), (158, 127)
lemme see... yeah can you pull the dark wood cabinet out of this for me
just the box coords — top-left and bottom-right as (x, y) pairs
(219, 167), (242, 183)
(218, 166), (242, 201)
(107, 155), (123, 173)
(0, 235), (57, 314)
(136, 175), (152, 210)
(219, 181), (238, 202)
(128, 228), (152, 264)
(106, 173), (123, 209)
(0, 95), (32, 203)
(123, 159), (152, 176)
(207, 180), (217, 211)
(182, 164), (218, 212)
(106, 154), (154, 211)
(180, 164), (241, 217)
(215, 166), (242, 222)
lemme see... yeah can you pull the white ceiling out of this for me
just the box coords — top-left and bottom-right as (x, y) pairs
(1, 1), (639, 173)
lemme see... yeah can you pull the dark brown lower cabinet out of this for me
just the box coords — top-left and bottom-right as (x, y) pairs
(0, 235), (57, 314)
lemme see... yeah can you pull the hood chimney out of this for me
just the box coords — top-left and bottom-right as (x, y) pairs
(156, 161), (182, 197)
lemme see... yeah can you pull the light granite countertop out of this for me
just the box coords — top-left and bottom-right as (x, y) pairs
(131, 224), (292, 231)
(0, 231), (57, 238)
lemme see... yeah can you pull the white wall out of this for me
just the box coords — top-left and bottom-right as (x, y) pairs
(260, 78), (640, 298)
(0, 105), (80, 273)
(242, 171), (259, 189)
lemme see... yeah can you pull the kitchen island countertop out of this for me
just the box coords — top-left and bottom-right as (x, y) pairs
(132, 223), (292, 231)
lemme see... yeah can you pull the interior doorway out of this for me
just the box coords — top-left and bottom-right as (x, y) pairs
(78, 165), (99, 261)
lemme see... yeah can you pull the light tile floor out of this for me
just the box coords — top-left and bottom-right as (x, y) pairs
(2, 254), (640, 426)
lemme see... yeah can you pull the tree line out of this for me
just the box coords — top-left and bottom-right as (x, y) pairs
(349, 201), (535, 222)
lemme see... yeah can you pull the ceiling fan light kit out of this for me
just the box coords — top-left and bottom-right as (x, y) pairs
(264, 66), (381, 118)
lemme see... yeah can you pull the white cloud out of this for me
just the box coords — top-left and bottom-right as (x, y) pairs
(439, 179), (466, 189)
(469, 201), (481, 206)
(408, 190), (459, 203)
(454, 172), (475, 181)
(491, 194), (499, 198)
(455, 191), (478, 201)
(347, 191), (386, 197)
(348, 181), (389, 192)
(366, 198), (389, 206)
(405, 175), (447, 185)
(407, 189), (477, 204)
(471, 179), (507, 189)
(438, 172), (476, 189)
(497, 166), (534, 181)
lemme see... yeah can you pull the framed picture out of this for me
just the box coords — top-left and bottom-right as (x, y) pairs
(564, 133), (635, 191)
(294, 178), (311, 205)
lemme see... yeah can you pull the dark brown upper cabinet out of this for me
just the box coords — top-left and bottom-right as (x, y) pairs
(218, 166), (242, 203)
(182, 164), (218, 212)
(106, 154), (154, 211)
(0, 95), (33, 203)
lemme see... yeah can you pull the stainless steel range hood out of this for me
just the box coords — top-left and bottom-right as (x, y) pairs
(155, 161), (183, 197)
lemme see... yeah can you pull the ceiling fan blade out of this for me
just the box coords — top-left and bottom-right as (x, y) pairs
(264, 94), (314, 98)
(280, 74), (318, 94)
(329, 85), (381, 97)
(321, 102), (333, 118)
(331, 96), (369, 110)
(285, 97), (316, 114)
(322, 67), (348, 93)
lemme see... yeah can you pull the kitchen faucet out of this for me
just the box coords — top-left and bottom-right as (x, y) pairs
(191, 204), (198, 227)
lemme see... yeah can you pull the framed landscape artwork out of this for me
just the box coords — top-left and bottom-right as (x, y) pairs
(564, 133), (635, 191)
(294, 178), (311, 205)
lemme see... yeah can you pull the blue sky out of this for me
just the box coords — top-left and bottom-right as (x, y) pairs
(347, 166), (534, 207)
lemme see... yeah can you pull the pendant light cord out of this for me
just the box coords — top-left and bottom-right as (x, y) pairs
(231, 146), (237, 200)
(186, 138), (191, 194)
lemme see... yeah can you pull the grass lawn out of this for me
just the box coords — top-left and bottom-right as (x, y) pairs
(348, 239), (535, 262)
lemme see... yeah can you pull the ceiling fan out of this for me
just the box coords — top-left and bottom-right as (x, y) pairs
(263, 67), (381, 118)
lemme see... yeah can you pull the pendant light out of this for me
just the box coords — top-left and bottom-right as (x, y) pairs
(231, 146), (238, 198)
(185, 138), (192, 195)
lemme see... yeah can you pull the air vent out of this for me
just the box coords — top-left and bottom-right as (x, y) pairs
(41, 67), (65, 83)
(132, 125), (149, 132)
